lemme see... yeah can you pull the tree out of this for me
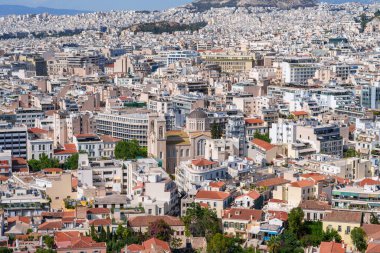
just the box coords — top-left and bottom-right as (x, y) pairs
(351, 227), (367, 252)
(28, 153), (60, 172)
(64, 153), (79, 170)
(0, 248), (13, 253)
(211, 124), (222, 139)
(267, 236), (281, 253)
(287, 207), (304, 238)
(371, 213), (380, 224)
(181, 203), (221, 240)
(43, 235), (54, 249)
(115, 140), (147, 160)
(253, 131), (271, 143)
(147, 219), (173, 242)
(207, 233), (242, 253)
(344, 148), (358, 158)
(170, 237), (182, 249)
(323, 228), (341, 243)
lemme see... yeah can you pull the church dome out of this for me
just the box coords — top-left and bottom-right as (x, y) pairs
(188, 108), (207, 119)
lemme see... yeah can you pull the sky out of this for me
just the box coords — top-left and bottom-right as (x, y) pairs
(0, 0), (194, 11)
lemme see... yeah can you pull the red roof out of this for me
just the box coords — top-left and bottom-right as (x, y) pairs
(251, 139), (275, 151)
(245, 118), (264, 124)
(290, 180), (315, 188)
(75, 134), (98, 138)
(268, 210), (289, 221)
(89, 219), (111, 226)
(28, 128), (48, 134)
(38, 221), (63, 230)
(222, 208), (263, 221)
(0, 176), (9, 181)
(319, 241), (345, 253)
(195, 190), (230, 200)
(142, 238), (170, 252)
(235, 190), (260, 200)
(209, 181), (225, 188)
(192, 158), (217, 167)
(291, 111), (309, 116)
(43, 168), (63, 173)
(358, 178), (380, 187)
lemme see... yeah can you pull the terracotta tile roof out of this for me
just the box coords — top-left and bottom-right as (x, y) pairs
(142, 238), (170, 252)
(7, 216), (31, 224)
(268, 199), (286, 203)
(99, 135), (122, 143)
(28, 128), (48, 134)
(256, 177), (290, 187)
(245, 118), (264, 124)
(38, 221), (63, 230)
(222, 208), (263, 221)
(323, 211), (362, 224)
(195, 190), (230, 200)
(235, 190), (260, 200)
(251, 138), (275, 151)
(362, 224), (380, 241)
(319, 241), (345, 253)
(209, 181), (225, 188)
(128, 215), (184, 227)
(54, 143), (78, 155)
(75, 134), (98, 138)
(89, 219), (111, 226)
(367, 243), (380, 253)
(87, 208), (110, 215)
(349, 124), (356, 133)
(126, 244), (145, 252)
(301, 173), (327, 182)
(333, 176), (350, 185)
(299, 200), (331, 211)
(291, 111), (309, 116)
(12, 157), (27, 166)
(43, 168), (63, 173)
(358, 178), (380, 187)
(192, 158), (217, 166)
(290, 180), (315, 188)
(267, 210), (289, 221)
(0, 175), (9, 181)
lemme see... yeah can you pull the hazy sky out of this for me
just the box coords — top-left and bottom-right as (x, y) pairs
(0, 0), (193, 11)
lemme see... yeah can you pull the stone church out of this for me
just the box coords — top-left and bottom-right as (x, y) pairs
(148, 108), (212, 173)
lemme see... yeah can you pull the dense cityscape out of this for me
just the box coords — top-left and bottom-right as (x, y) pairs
(0, 0), (380, 252)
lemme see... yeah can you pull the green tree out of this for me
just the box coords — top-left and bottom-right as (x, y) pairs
(207, 233), (242, 253)
(181, 203), (221, 240)
(267, 236), (281, 253)
(253, 131), (271, 143)
(28, 153), (60, 172)
(115, 140), (147, 160)
(344, 148), (358, 158)
(64, 153), (79, 170)
(371, 213), (380, 224)
(323, 228), (341, 243)
(211, 124), (222, 139)
(147, 219), (173, 242)
(43, 235), (54, 249)
(351, 227), (367, 252)
(287, 207), (304, 238)
(0, 248), (13, 253)
(170, 237), (182, 249)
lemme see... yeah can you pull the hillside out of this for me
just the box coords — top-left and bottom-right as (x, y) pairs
(187, 0), (319, 11)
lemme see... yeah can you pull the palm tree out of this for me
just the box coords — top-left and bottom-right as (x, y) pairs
(267, 236), (281, 253)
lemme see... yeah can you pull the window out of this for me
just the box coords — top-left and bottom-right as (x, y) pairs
(338, 225), (342, 232)
(346, 226), (351, 234)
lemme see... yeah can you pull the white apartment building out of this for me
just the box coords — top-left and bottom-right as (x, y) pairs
(27, 128), (54, 160)
(96, 111), (149, 147)
(269, 119), (297, 144)
(175, 158), (227, 192)
(281, 62), (319, 85)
